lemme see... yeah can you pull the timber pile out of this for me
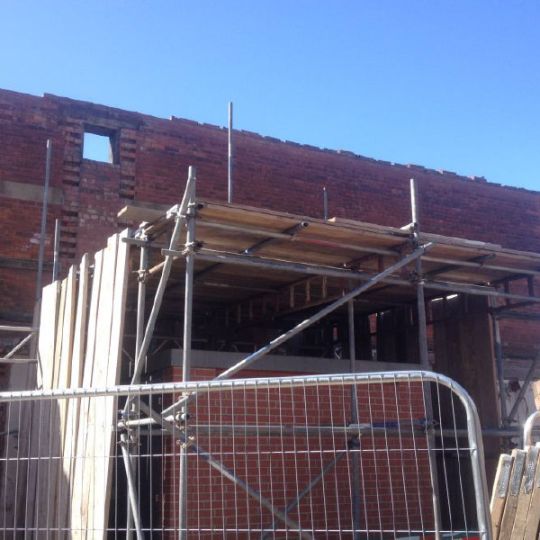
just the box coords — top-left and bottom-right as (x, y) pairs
(490, 445), (540, 540)
(6, 231), (130, 537)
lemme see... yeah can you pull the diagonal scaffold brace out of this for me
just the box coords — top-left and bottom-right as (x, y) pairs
(161, 240), (433, 420)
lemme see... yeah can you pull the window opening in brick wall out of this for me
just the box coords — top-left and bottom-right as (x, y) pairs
(82, 127), (117, 164)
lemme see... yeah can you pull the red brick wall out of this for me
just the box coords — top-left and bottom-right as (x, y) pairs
(154, 367), (434, 536)
(1, 89), (540, 266)
(1, 88), (538, 352)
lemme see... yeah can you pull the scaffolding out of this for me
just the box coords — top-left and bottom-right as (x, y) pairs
(2, 165), (540, 537)
(117, 167), (540, 427)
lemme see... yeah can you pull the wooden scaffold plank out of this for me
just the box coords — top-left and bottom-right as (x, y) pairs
(498, 449), (527, 540)
(71, 249), (104, 538)
(523, 444), (540, 540)
(61, 255), (90, 530)
(93, 230), (130, 538)
(491, 453), (513, 540)
(510, 445), (540, 539)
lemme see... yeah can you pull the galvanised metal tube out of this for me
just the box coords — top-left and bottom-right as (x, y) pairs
(135, 243), (148, 375)
(410, 178), (429, 370)
(129, 396), (314, 540)
(0, 369), (498, 407)
(0, 325), (35, 333)
(451, 375), (492, 540)
(490, 302), (508, 424)
(178, 178), (197, 540)
(2, 333), (33, 360)
(214, 246), (429, 381)
(523, 411), (540, 447)
(120, 434), (144, 539)
(506, 353), (539, 423)
(36, 139), (52, 302)
(422, 255), (540, 277)
(178, 247), (540, 304)
(228, 101), (233, 204)
(186, 435), (314, 539)
(261, 452), (346, 539)
(52, 218), (61, 282)
(120, 418), (527, 440)
(126, 239), (148, 540)
(411, 178), (443, 540)
(348, 299), (361, 539)
(0, 357), (37, 364)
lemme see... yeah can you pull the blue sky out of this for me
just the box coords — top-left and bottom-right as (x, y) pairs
(1, 1), (539, 190)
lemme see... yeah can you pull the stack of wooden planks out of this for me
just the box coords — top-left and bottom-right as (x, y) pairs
(7, 230), (130, 537)
(491, 445), (540, 540)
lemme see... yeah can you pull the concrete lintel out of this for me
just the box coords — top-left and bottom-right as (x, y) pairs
(0, 179), (63, 205)
(152, 348), (420, 375)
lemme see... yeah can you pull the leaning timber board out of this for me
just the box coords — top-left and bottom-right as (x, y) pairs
(510, 445), (540, 539)
(491, 453), (513, 540)
(63, 232), (130, 539)
(85, 234), (118, 536)
(54, 266), (77, 529)
(63, 253), (89, 494)
(72, 249), (104, 538)
(59, 259), (90, 531)
(523, 443), (540, 540)
(498, 449), (527, 540)
(16, 281), (60, 532)
(92, 230), (130, 538)
(37, 276), (67, 531)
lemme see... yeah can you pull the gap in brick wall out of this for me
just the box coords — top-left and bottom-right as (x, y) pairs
(83, 130), (116, 163)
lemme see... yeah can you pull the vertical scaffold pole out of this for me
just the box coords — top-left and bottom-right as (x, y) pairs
(52, 218), (61, 282)
(126, 242), (148, 539)
(347, 299), (361, 539)
(410, 178), (429, 369)
(136, 243), (149, 374)
(32, 139), (53, 358)
(410, 178), (442, 539)
(36, 139), (52, 302)
(228, 102), (233, 203)
(489, 301), (508, 425)
(179, 166), (197, 539)
(120, 433), (144, 539)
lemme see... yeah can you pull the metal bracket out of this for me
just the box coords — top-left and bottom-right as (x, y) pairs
(166, 204), (181, 219)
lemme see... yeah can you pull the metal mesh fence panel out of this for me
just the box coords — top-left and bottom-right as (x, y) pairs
(0, 371), (490, 539)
